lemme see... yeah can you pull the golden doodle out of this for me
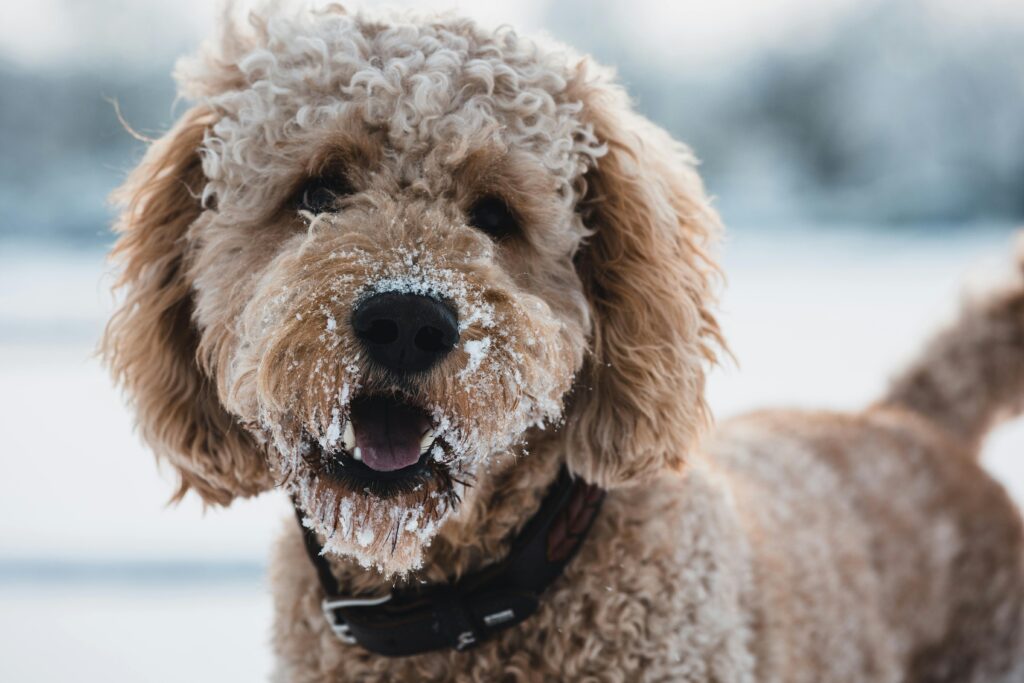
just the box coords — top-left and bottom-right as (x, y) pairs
(103, 4), (1024, 681)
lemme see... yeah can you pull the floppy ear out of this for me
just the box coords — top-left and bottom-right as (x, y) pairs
(102, 107), (273, 505)
(564, 66), (724, 489)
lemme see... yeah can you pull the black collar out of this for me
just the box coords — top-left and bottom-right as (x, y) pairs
(294, 465), (605, 657)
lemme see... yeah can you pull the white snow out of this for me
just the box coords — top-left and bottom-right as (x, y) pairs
(461, 336), (491, 377)
(356, 527), (374, 548)
(0, 583), (272, 682)
(322, 407), (342, 448)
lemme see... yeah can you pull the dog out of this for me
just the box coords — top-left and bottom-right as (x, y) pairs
(102, 4), (1024, 681)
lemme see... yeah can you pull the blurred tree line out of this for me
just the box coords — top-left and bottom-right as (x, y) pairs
(2, 0), (1022, 246)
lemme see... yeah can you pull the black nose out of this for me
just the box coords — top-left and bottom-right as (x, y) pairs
(351, 293), (459, 374)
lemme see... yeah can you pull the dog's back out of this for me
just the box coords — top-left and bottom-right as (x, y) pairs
(708, 249), (1024, 682)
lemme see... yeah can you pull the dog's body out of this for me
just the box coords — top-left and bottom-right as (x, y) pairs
(103, 5), (1024, 681)
(271, 407), (1024, 682)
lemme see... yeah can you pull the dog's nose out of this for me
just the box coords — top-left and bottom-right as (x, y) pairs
(352, 293), (459, 373)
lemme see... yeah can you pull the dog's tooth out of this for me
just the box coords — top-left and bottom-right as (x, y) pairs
(342, 421), (356, 452)
(419, 429), (435, 454)
(353, 447), (362, 461)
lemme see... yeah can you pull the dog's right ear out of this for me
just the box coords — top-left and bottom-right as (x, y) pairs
(562, 62), (724, 489)
(102, 107), (273, 506)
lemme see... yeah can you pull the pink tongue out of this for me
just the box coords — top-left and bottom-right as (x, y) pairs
(350, 397), (431, 472)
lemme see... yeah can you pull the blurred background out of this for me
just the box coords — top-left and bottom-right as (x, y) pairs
(2, 0), (1023, 679)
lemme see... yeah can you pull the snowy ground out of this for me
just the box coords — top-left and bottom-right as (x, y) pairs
(2, 225), (1023, 681)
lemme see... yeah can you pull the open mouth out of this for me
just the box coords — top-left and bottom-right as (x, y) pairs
(306, 394), (443, 496)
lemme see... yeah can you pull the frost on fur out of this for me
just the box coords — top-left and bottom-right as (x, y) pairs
(247, 242), (576, 574)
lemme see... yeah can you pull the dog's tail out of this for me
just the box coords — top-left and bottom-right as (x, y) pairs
(881, 237), (1024, 447)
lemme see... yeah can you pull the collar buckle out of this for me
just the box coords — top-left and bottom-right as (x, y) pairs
(322, 593), (392, 644)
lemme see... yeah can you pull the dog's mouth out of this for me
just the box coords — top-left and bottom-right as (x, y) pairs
(303, 394), (444, 497)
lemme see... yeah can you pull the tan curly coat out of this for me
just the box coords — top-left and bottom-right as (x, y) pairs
(102, 5), (1024, 681)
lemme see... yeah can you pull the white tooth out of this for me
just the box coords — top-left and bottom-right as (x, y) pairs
(353, 447), (362, 461)
(342, 421), (356, 452)
(419, 429), (435, 454)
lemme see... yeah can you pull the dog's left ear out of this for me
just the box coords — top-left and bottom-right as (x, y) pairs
(102, 107), (273, 505)
(564, 62), (724, 489)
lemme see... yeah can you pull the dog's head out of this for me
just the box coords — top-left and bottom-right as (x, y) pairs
(103, 5), (722, 575)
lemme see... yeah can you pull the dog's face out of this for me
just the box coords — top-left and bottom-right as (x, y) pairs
(104, 6), (722, 575)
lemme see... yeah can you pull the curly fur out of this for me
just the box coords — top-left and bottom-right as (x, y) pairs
(103, 4), (1024, 681)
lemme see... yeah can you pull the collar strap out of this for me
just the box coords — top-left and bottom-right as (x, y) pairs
(295, 466), (605, 657)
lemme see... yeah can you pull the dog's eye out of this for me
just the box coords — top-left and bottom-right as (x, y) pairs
(468, 196), (519, 240)
(296, 176), (350, 214)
